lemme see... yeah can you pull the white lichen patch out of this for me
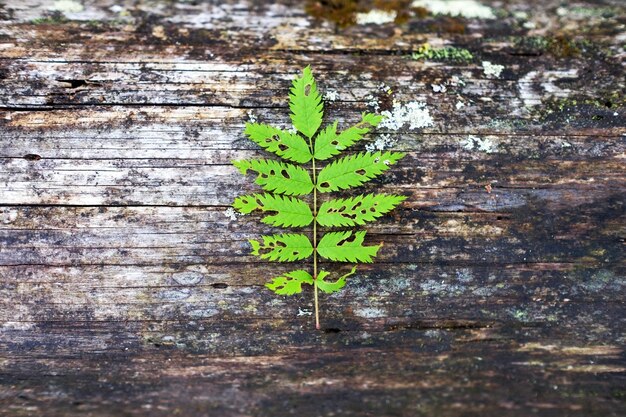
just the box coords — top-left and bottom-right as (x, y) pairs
(379, 101), (434, 130)
(455, 100), (466, 109)
(460, 135), (498, 153)
(324, 89), (339, 102)
(365, 134), (397, 152)
(448, 75), (465, 87)
(52, 0), (84, 13)
(411, 0), (495, 19)
(355, 9), (397, 25)
(224, 207), (238, 221)
(365, 94), (380, 112)
(482, 61), (504, 78)
(246, 110), (257, 123)
(431, 84), (447, 93)
(354, 306), (387, 318)
(0, 208), (18, 224)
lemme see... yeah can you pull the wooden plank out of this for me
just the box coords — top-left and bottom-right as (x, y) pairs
(0, 0), (625, 415)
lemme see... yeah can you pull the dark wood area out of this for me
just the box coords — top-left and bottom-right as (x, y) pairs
(0, 0), (624, 416)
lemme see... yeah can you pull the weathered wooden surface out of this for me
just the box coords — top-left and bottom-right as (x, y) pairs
(0, 0), (625, 416)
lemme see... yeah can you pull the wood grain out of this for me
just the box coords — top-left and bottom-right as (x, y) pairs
(0, 0), (624, 416)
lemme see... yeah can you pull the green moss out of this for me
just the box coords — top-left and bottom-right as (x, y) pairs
(539, 92), (625, 120)
(513, 36), (604, 58)
(411, 43), (473, 62)
(30, 12), (68, 25)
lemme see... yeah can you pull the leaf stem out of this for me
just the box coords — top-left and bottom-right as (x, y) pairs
(308, 140), (320, 330)
(312, 153), (319, 330)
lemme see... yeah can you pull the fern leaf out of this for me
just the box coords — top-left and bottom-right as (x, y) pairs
(250, 233), (313, 262)
(233, 159), (314, 196)
(233, 193), (313, 227)
(289, 66), (323, 138)
(317, 231), (380, 263)
(314, 113), (383, 161)
(317, 193), (406, 227)
(244, 123), (312, 163)
(316, 266), (356, 294)
(266, 269), (314, 295)
(317, 151), (405, 193)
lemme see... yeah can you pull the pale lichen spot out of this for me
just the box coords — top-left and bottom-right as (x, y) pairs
(355, 9), (397, 25)
(324, 89), (339, 102)
(354, 306), (387, 318)
(246, 110), (257, 123)
(365, 94), (380, 112)
(379, 101), (434, 131)
(52, 0), (84, 13)
(411, 0), (496, 19)
(365, 134), (397, 152)
(224, 207), (238, 221)
(460, 135), (498, 153)
(431, 84), (447, 93)
(482, 61), (504, 78)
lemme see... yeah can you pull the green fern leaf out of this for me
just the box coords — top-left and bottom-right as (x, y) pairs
(317, 231), (380, 263)
(314, 113), (383, 161)
(244, 123), (312, 163)
(289, 66), (323, 138)
(233, 159), (314, 196)
(233, 193), (313, 227)
(317, 151), (405, 193)
(250, 233), (313, 262)
(266, 270), (314, 295)
(316, 266), (356, 294)
(317, 193), (406, 227)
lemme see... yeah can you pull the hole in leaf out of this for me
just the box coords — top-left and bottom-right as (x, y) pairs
(278, 143), (288, 151)
(211, 283), (228, 289)
(304, 83), (311, 95)
(355, 169), (367, 176)
(319, 181), (330, 189)
(280, 169), (290, 178)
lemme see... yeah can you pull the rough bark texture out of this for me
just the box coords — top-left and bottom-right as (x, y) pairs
(1, 0), (625, 416)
